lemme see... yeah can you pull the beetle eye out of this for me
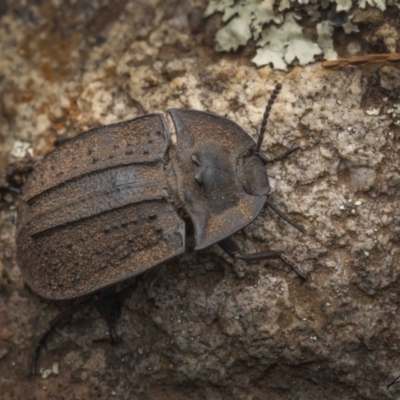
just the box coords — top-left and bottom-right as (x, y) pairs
(191, 154), (201, 165)
(194, 172), (203, 186)
(191, 155), (204, 186)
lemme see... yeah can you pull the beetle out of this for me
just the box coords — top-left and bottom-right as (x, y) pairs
(16, 83), (308, 375)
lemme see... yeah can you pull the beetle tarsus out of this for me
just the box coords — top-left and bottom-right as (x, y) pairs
(30, 326), (54, 376)
(264, 198), (307, 234)
(280, 255), (308, 282)
(387, 374), (400, 389)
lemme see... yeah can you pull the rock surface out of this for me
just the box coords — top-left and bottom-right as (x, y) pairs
(0, 1), (400, 399)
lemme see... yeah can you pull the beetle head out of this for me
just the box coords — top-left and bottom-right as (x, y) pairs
(240, 82), (300, 195)
(239, 83), (282, 196)
(243, 83), (306, 234)
(241, 84), (301, 196)
(240, 154), (270, 196)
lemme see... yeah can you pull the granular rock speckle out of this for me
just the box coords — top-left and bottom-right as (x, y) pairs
(350, 167), (377, 191)
(1, 1), (400, 399)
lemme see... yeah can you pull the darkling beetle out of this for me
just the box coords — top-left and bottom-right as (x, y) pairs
(15, 83), (308, 375)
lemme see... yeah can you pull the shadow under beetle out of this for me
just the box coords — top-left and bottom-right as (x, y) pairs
(16, 84), (308, 375)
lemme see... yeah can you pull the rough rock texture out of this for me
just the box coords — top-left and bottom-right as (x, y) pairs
(1, 1), (400, 399)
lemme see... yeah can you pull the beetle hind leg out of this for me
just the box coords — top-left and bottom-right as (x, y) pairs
(218, 237), (307, 282)
(30, 296), (96, 376)
(96, 275), (145, 343)
(30, 274), (146, 376)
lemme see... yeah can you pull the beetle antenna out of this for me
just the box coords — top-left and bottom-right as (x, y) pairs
(264, 143), (300, 163)
(265, 198), (307, 234)
(255, 83), (282, 154)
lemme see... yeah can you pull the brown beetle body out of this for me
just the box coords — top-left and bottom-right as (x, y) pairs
(17, 110), (270, 300)
(15, 84), (310, 375)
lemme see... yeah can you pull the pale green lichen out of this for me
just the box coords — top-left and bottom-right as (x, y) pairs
(335, 0), (353, 12)
(358, 0), (386, 11)
(205, 0), (390, 70)
(215, 16), (252, 51)
(10, 141), (33, 158)
(206, 0), (283, 51)
(252, 12), (322, 69)
(387, 104), (400, 118)
(277, 0), (291, 11)
(365, 107), (381, 115)
(317, 21), (338, 61)
(204, 0), (234, 17)
(342, 16), (359, 34)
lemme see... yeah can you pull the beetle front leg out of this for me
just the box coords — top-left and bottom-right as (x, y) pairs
(256, 143), (300, 164)
(218, 237), (307, 282)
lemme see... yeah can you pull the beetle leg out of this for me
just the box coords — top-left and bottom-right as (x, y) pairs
(31, 275), (147, 376)
(0, 185), (20, 194)
(257, 143), (300, 164)
(106, 276), (145, 343)
(30, 296), (96, 376)
(264, 198), (307, 234)
(218, 238), (307, 282)
(53, 136), (74, 147)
